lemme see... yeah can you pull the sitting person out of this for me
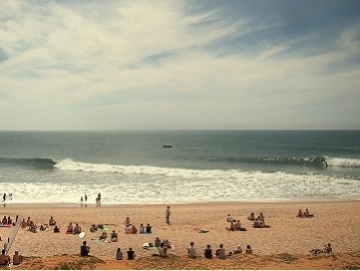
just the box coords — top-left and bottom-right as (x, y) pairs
(28, 221), (37, 232)
(26, 217), (31, 227)
(204, 244), (213, 259)
(74, 223), (82, 234)
(304, 208), (314, 217)
(0, 249), (10, 266)
(125, 224), (132, 234)
(246, 245), (253, 254)
(127, 248), (135, 260)
(130, 225), (138, 234)
(158, 243), (167, 258)
(146, 223), (152, 233)
(226, 222), (235, 231)
(234, 220), (242, 230)
(39, 224), (48, 231)
(297, 209), (303, 217)
(248, 212), (255, 220)
(253, 218), (260, 228)
(155, 237), (161, 247)
(258, 212), (265, 221)
(21, 219), (27, 229)
(54, 225), (60, 233)
(111, 230), (118, 242)
(233, 245), (242, 254)
(139, 223), (145, 234)
(226, 214), (234, 222)
(66, 222), (74, 234)
(49, 216), (56, 226)
(12, 251), (22, 265)
(90, 224), (97, 233)
(216, 244), (226, 259)
(1, 216), (7, 225)
(187, 242), (197, 258)
(99, 232), (107, 240)
(80, 241), (90, 256)
(116, 248), (123, 260)
(7, 216), (12, 225)
(323, 243), (332, 253)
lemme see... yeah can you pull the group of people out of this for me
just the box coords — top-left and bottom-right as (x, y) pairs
(297, 209), (314, 218)
(66, 222), (83, 235)
(1, 215), (16, 226)
(225, 215), (245, 231)
(187, 242), (253, 259)
(247, 212), (267, 228)
(0, 249), (21, 266)
(80, 241), (136, 260)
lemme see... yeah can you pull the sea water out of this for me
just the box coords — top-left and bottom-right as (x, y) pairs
(0, 130), (359, 204)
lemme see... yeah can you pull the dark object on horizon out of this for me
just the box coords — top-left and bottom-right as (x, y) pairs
(163, 145), (172, 148)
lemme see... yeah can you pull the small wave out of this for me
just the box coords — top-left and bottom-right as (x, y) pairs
(218, 156), (326, 167)
(326, 157), (360, 168)
(0, 157), (56, 169)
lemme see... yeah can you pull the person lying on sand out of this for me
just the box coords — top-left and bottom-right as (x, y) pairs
(304, 209), (314, 217)
(297, 209), (303, 217)
(247, 213), (255, 221)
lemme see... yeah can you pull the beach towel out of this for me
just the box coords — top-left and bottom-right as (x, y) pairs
(95, 238), (108, 243)
(97, 226), (110, 232)
(253, 225), (271, 228)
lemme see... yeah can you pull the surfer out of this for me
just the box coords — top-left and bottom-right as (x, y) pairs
(325, 162), (328, 168)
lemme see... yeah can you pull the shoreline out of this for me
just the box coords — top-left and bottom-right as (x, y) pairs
(3, 198), (359, 208)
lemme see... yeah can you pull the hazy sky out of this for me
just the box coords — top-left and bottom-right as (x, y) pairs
(1, 0), (359, 130)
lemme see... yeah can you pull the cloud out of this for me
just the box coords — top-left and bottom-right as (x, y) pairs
(0, 0), (359, 130)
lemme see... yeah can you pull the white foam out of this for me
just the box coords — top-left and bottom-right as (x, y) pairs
(327, 157), (360, 168)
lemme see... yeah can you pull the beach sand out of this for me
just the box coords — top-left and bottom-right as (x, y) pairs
(1, 200), (360, 269)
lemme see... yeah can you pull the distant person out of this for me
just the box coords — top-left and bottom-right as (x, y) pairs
(216, 244), (226, 259)
(126, 248), (135, 260)
(166, 206), (171, 224)
(233, 245), (242, 255)
(248, 212), (255, 220)
(146, 223), (152, 234)
(80, 241), (90, 256)
(158, 243), (167, 258)
(226, 214), (234, 222)
(246, 245), (253, 254)
(116, 248), (123, 260)
(12, 250), (22, 265)
(297, 209), (303, 217)
(111, 230), (118, 242)
(2, 193), (6, 202)
(204, 244), (213, 259)
(85, 194), (88, 202)
(187, 242), (197, 258)
(139, 223), (145, 234)
(49, 216), (56, 226)
(0, 249), (10, 265)
(54, 226), (60, 233)
(304, 209), (314, 217)
(80, 196), (83, 207)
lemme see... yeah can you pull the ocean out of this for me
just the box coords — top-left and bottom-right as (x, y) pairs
(0, 130), (359, 204)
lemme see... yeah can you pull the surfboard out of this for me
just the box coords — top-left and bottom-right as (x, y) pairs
(0, 225), (11, 227)
(142, 242), (149, 249)
(79, 232), (86, 238)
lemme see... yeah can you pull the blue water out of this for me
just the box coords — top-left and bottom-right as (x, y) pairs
(0, 130), (359, 204)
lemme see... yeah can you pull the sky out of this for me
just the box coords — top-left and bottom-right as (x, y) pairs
(0, 0), (360, 130)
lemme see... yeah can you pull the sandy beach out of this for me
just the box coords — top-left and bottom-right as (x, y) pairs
(1, 200), (360, 269)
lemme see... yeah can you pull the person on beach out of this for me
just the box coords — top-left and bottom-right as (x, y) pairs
(323, 243), (332, 253)
(7, 216), (12, 225)
(74, 223), (82, 234)
(29, 221), (37, 233)
(259, 212), (265, 221)
(21, 219), (27, 229)
(130, 225), (138, 234)
(126, 248), (135, 260)
(216, 244), (226, 259)
(166, 206), (171, 224)
(297, 209), (303, 217)
(146, 223), (152, 234)
(187, 242), (197, 258)
(26, 217), (31, 227)
(234, 220), (242, 230)
(111, 230), (118, 242)
(116, 248), (123, 260)
(80, 241), (90, 256)
(2, 193), (6, 202)
(304, 209), (314, 217)
(125, 217), (131, 227)
(139, 223), (145, 234)
(80, 196), (83, 207)
(155, 237), (161, 247)
(90, 224), (97, 232)
(49, 216), (56, 226)
(84, 194), (88, 207)
(204, 244), (213, 259)
(226, 222), (235, 231)
(1, 216), (7, 225)
(99, 232), (107, 241)
(246, 245), (253, 254)
(54, 225), (60, 233)
(226, 214), (234, 222)
(233, 245), (242, 254)
(12, 251), (22, 265)
(66, 222), (74, 234)
(0, 249), (10, 266)
(158, 243), (167, 258)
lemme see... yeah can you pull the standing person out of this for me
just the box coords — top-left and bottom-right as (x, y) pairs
(166, 206), (171, 224)
(84, 194), (88, 207)
(2, 193), (6, 202)
(80, 196), (83, 207)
